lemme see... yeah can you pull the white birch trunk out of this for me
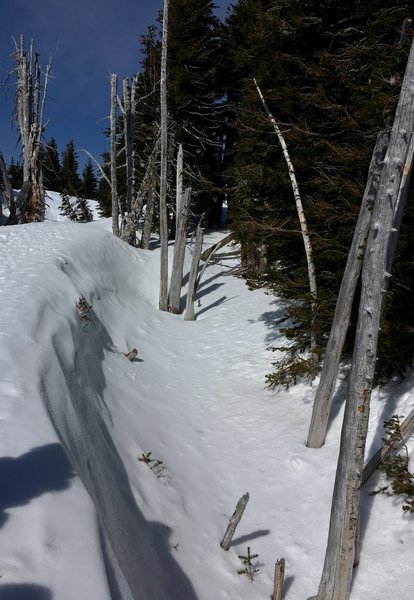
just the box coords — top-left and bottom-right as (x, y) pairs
(254, 79), (317, 348)
(184, 221), (203, 321)
(309, 38), (414, 600)
(110, 73), (120, 236)
(159, 0), (169, 311)
(306, 131), (389, 448)
(168, 186), (191, 313)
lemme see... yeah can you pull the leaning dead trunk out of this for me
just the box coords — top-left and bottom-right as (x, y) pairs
(309, 37), (414, 600)
(254, 78), (317, 348)
(168, 185), (191, 314)
(110, 73), (120, 237)
(159, 0), (169, 311)
(184, 220), (203, 321)
(306, 131), (389, 449)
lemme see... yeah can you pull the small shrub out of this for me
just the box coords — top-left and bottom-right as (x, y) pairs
(237, 547), (259, 582)
(374, 415), (414, 514)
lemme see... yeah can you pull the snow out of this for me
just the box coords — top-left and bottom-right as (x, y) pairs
(0, 196), (413, 599)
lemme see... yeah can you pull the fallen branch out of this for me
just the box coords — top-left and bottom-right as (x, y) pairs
(220, 492), (250, 551)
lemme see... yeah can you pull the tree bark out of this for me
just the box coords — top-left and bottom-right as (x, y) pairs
(220, 492), (250, 551)
(110, 73), (120, 237)
(309, 38), (414, 600)
(271, 558), (286, 600)
(184, 220), (203, 321)
(168, 184), (191, 313)
(306, 131), (389, 448)
(159, 0), (169, 311)
(14, 36), (50, 223)
(254, 78), (317, 348)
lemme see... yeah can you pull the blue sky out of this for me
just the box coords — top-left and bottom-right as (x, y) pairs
(0, 0), (232, 172)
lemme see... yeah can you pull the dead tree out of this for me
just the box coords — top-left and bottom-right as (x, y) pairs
(184, 220), (203, 321)
(168, 144), (190, 313)
(254, 78), (317, 347)
(309, 38), (414, 600)
(159, 0), (169, 311)
(220, 492), (250, 550)
(110, 73), (120, 236)
(306, 131), (389, 448)
(14, 36), (52, 223)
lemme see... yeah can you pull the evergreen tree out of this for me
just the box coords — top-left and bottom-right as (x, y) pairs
(74, 196), (93, 222)
(7, 158), (23, 189)
(60, 141), (82, 196)
(96, 152), (112, 217)
(222, 0), (414, 381)
(81, 159), (98, 198)
(43, 138), (62, 192)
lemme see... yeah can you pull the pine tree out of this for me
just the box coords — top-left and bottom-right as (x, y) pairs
(96, 152), (112, 217)
(81, 159), (98, 198)
(43, 138), (62, 192)
(60, 141), (82, 196)
(223, 0), (414, 381)
(7, 158), (23, 189)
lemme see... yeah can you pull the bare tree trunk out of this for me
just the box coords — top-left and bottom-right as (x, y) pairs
(159, 0), (169, 311)
(309, 38), (414, 600)
(254, 78), (317, 348)
(184, 220), (203, 321)
(14, 36), (50, 223)
(110, 73), (120, 237)
(272, 558), (286, 600)
(140, 183), (156, 249)
(0, 151), (17, 224)
(220, 492), (250, 550)
(362, 405), (414, 484)
(168, 185), (191, 313)
(306, 131), (389, 449)
(122, 76), (133, 215)
(121, 138), (160, 246)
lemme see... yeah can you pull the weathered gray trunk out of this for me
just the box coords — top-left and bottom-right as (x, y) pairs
(309, 38), (414, 600)
(254, 78), (317, 347)
(168, 185), (191, 313)
(362, 406), (414, 484)
(121, 139), (160, 246)
(110, 73), (120, 237)
(14, 36), (50, 223)
(159, 0), (169, 311)
(140, 184), (156, 249)
(272, 558), (286, 600)
(220, 492), (250, 551)
(306, 131), (389, 449)
(0, 151), (17, 223)
(122, 76), (133, 215)
(184, 221), (203, 321)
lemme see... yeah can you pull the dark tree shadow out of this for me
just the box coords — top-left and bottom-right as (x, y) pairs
(230, 528), (270, 547)
(0, 443), (75, 529)
(249, 301), (288, 345)
(0, 584), (52, 599)
(195, 295), (237, 318)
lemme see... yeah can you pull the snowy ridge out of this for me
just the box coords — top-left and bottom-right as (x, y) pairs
(0, 220), (413, 599)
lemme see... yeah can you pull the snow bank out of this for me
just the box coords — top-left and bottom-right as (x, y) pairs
(0, 219), (413, 599)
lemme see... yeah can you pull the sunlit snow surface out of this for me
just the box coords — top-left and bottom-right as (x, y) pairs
(0, 193), (413, 599)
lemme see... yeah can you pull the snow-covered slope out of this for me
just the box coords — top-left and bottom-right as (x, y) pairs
(0, 218), (413, 600)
